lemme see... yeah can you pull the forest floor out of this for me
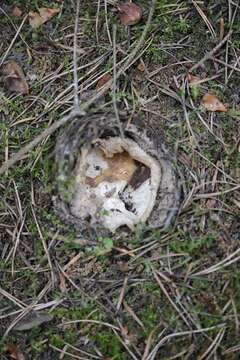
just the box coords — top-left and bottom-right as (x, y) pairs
(0, 1), (240, 359)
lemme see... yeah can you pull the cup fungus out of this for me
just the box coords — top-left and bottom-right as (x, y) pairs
(54, 113), (181, 234)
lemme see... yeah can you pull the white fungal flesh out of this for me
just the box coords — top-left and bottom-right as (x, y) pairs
(70, 137), (161, 232)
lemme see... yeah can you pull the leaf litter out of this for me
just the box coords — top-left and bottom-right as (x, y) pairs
(4, 343), (25, 360)
(2, 60), (29, 95)
(12, 6), (22, 17)
(117, 2), (143, 26)
(201, 92), (227, 112)
(29, 7), (60, 29)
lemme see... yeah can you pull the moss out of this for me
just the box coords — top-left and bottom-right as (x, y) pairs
(48, 334), (65, 348)
(51, 302), (101, 321)
(170, 233), (217, 255)
(140, 306), (158, 334)
(94, 330), (124, 360)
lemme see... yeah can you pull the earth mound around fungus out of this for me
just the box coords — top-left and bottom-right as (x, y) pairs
(54, 113), (181, 234)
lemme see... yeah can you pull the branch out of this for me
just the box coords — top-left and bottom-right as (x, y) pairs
(189, 30), (232, 73)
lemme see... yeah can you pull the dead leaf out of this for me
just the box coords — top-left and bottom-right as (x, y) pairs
(201, 93), (227, 112)
(59, 272), (67, 293)
(187, 73), (201, 86)
(12, 6), (22, 17)
(96, 74), (112, 94)
(29, 7), (60, 29)
(120, 325), (137, 345)
(118, 2), (142, 26)
(117, 261), (130, 272)
(137, 62), (145, 72)
(2, 60), (29, 94)
(205, 198), (217, 209)
(4, 343), (25, 360)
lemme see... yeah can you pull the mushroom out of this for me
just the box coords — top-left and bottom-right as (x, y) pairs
(54, 113), (181, 235)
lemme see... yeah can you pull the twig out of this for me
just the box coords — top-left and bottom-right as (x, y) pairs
(214, 57), (240, 73)
(116, 276), (128, 311)
(146, 324), (226, 360)
(190, 247), (240, 277)
(112, 24), (124, 138)
(194, 183), (240, 199)
(0, 11), (28, 67)
(0, 110), (80, 176)
(104, 0), (112, 45)
(198, 328), (225, 359)
(31, 206), (55, 288)
(119, 0), (156, 75)
(62, 319), (120, 331)
(191, 0), (216, 38)
(11, 214), (26, 276)
(189, 30), (232, 73)
(153, 269), (192, 329)
(73, 0), (84, 112)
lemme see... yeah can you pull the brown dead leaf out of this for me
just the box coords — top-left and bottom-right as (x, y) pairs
(117, 261), (130, 272)
(118, 2), (143, 26)
(120, 325), (138, 345)
(2, 60), (29, 94)
(201, 93), (227, 112)
(205, 198), (217, 210)
(137, 61), (145, 72)
(29, 7), (60, 29)
(12, 6), (22, 17)
(59, 272), (67, 293)
(187, 73), (201, 86)
(96, 73), (112, 94)
(4, 343), (25, 360)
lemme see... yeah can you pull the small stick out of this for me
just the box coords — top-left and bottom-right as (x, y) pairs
(73, 0), (84, 113)
(189, 30), (232, 73)
(112, 24), (124, 138)
(0, 13), (28, 67)
(219, 17), (224, 41)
